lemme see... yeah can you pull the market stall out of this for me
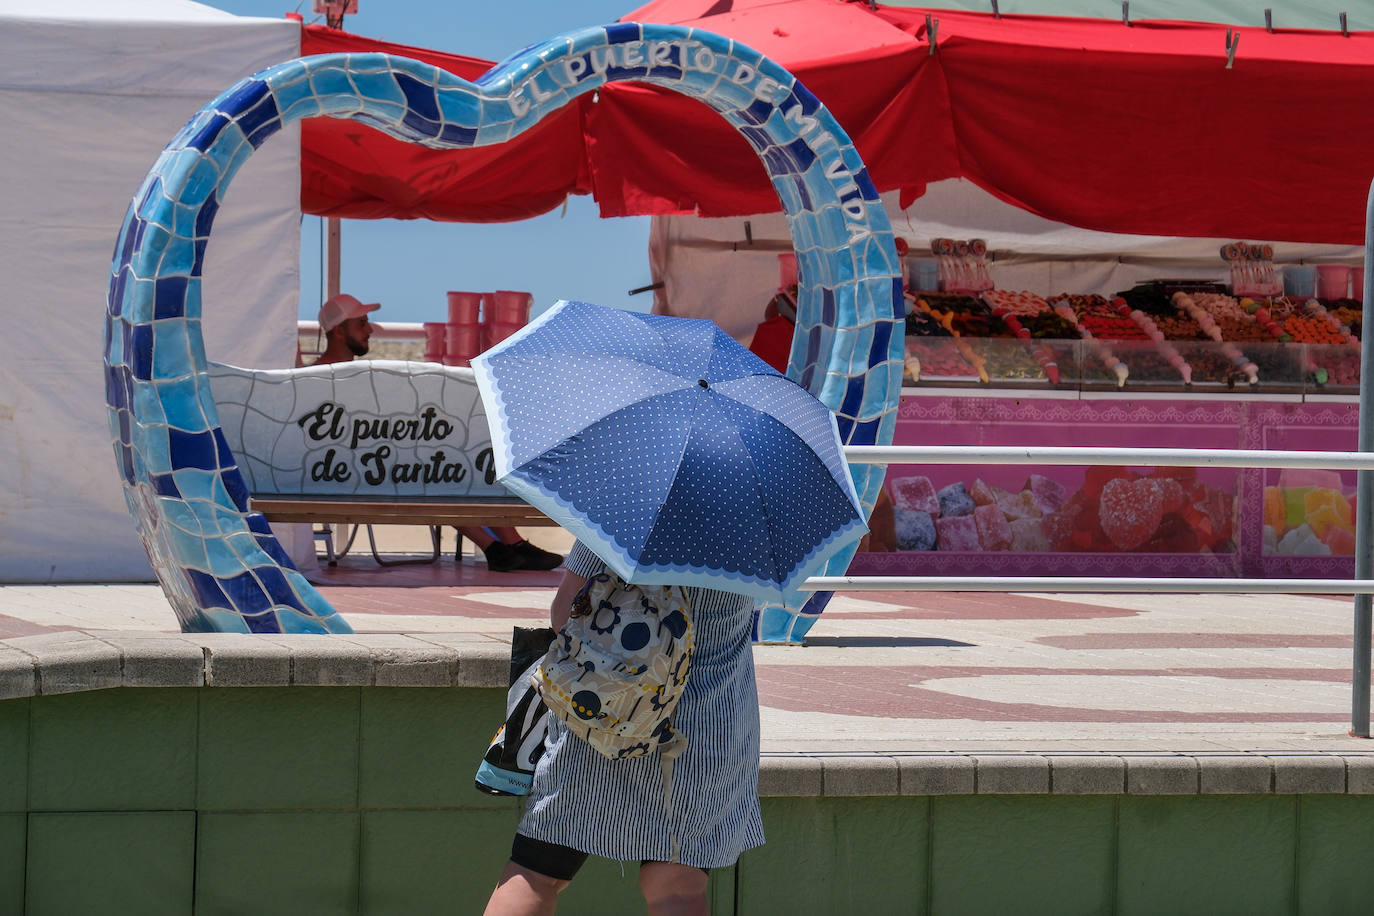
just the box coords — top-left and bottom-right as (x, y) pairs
(288, 4), (1374, 594)
(653, 184), (1369, 581)
(598, 3), (1373, 585)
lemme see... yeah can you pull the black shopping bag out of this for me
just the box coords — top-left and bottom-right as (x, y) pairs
(474, 626), (554, 796)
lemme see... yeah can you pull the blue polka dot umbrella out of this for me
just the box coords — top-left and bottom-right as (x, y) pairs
(471, 300), (867, 604)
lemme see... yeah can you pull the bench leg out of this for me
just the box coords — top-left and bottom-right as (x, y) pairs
(334, 523), (361, 564)
(366, 524), (442, 567)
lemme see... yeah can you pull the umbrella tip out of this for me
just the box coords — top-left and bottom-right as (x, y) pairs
(698, 379), (709, 388)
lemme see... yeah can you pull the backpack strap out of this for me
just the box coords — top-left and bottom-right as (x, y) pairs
(568, 570), (609, 620)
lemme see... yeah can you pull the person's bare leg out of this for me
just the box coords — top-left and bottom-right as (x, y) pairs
(491, 525), (522, 544)
(484, 861), (569, 916)
(639, 862), (709, 916)
(461, 526), (498, 550)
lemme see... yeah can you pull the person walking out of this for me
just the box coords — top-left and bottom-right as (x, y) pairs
(483, 540), (764, 915)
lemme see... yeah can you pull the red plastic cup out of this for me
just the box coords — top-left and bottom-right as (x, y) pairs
(445, 322), (481, 361)
(486, 321), (526, 347)
(446, 291), (483, 325)
(489, 290), (533, 325)
(422, 321), (446, 357)
(1316, 265), (1351, 300)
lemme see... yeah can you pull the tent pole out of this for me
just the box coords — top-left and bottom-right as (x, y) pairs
(326, 216), (341, 301)
(1353, 177), (1374, 738)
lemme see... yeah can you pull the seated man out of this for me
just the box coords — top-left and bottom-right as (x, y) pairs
(313, 293), (564, 573)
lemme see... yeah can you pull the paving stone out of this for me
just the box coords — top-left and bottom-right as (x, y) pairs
(975, 755), (1050, 794)
(0, 646), (36, 699)
(10, 633), (121, 695)
(1126, 756), (1199, 795)
(822, 755), (899, 797)
(199, 634), (291, 687)
(81, 632), (206, 687)
(1051, 756), (1126, 795)
(897, 755), (975, 796)
(1270, 755), (1347, 794)
(1344, 755), (1374, 794)
(758, 755), (823, 797)
(1198, 755), (1273, 794)
(337, 635), (458, 687)
(266, 636), (374, 686)
(413, 635), (508, 687)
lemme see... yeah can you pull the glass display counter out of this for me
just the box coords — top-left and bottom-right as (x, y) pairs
(851, 389), (1362, 581)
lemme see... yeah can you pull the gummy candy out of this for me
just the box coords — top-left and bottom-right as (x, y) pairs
(1277, 524), (1331, 556)
(1320, 523), (1356, 555)
(1150, 466), (1199, 489)
(1279, 468), (1345, 491)
(1303, 488), (1352, 528)
(1043, 491), (1087, 550)
(1157, 478), (1187, 515)
(1009, 518), (1051, 552)
(1282, 487), (1312, 529)
(996, 488), (1042, 521)
(1142, 514), (1199, 553)
(1083, 466), (1133, 498)
(1192, 488), (1235, 547)
(973, 503), (1013, 550)
(1098, 477), (1164, 551)
(894, 508), (937, 551)
(1305, 504), (1353, 539)
(890, 476), (940, 515)
(1024, 474), (1067, 515)
(969, 478), (1005, 507)
(935, 514), (982, 551)
(1263, 486), (1286, 534)
(936, 482), (976, 518)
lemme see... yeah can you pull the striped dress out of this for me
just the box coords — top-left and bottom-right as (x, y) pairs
(516, 541), (766, 868)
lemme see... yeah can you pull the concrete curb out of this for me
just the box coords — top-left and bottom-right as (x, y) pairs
(4, 631), (1374, 798)
(0, 630), (509, 695)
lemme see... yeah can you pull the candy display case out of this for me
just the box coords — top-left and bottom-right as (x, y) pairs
(857, 392), (1365, 582)
(883, 256), (1368, 580)
(901, 277), (1364, 394)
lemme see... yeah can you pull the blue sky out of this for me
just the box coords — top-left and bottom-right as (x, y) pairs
(206, 0), (652, 324)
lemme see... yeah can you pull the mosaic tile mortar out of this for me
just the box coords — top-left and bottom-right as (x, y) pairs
(104, 23), (902, 637)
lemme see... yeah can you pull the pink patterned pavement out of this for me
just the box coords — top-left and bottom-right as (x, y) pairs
(2, 546), (1370, 754)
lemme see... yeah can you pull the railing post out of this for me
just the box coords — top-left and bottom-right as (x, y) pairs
(1353, 178), (1374, 737)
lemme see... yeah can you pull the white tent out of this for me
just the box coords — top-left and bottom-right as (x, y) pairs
(651, 180), (1364, 343)
(0, 0), (301, 581)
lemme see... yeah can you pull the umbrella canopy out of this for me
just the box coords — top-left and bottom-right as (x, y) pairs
(471, 300), (868, 603)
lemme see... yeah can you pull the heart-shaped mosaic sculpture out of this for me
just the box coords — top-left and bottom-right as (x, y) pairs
(104, 23), (903, 638)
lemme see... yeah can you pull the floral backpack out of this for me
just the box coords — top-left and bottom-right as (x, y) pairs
(537, 569), (695, 760)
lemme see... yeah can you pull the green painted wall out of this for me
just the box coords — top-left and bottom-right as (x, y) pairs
(1, 687), (1371, 915)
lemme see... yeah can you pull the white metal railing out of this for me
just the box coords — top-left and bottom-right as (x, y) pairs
(827, 441), (1374, 737)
